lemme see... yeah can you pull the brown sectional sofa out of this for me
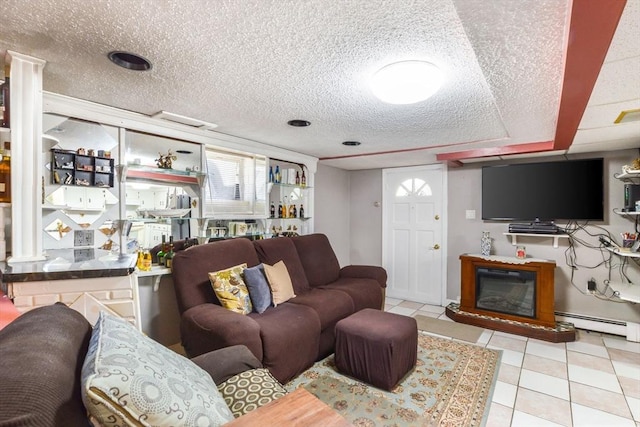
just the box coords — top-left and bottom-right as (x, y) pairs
(172, 233), (387, 383)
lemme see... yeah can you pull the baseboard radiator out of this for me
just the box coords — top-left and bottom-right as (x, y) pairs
(555, 311), (639, 342)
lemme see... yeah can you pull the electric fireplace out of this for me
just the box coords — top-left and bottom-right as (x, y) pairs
(446, 254), (575, 342)
(475, 267), (536, 318)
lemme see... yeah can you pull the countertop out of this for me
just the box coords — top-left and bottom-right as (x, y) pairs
(0, 249), (137, 283)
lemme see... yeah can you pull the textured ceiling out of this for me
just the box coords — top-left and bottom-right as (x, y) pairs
(0, 0), (638, 170)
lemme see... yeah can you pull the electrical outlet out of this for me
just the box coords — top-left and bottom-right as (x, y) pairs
(74, 230), (94, 247)
(465, 210), (476, 220)
(587, 279), (597, 293)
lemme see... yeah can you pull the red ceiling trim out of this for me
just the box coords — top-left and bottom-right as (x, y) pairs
(436, 0), (626, 162)
(435, 141), (554, 161)
(553, 0), (626, 150)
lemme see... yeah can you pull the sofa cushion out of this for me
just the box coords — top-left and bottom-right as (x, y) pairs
(243, 264), (273, 313)
(218, 368), (287, 418)
(263, 260), (296, 306)
(288, 288), (354, 330)
(320, 277), (384, 312)
(0, 303), (93, 427)
(253, 238), (311, 294)
(248, 303), (321, 383)
(172, 237), (260, 314)
(82, 311), (234, 426)
(191, 344), (263, 384)
(292, 233), (341, 286)
(209, 263), (253, 314)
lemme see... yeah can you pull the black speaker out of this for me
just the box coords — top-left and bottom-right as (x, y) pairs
(624, 184), (640, 211)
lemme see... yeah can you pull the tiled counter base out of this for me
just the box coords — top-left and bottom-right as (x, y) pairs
(0, 250), (140, 329)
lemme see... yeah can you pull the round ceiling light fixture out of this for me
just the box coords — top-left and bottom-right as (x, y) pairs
(287, 119), (311, 127)
(342, 141), (361, 146)
(108, 51), (152, 71)
(370, 60), (444, 105)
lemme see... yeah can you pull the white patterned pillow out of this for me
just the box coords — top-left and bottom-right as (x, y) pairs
(81, 311), (234, 426)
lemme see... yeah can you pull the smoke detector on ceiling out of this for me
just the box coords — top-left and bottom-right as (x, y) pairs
(151, 111), (218, 130)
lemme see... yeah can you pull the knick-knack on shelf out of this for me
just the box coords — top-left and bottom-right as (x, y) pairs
(481, 231), (492, 256)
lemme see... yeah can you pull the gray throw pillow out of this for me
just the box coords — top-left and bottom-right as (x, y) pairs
(243, 264), (272, 313)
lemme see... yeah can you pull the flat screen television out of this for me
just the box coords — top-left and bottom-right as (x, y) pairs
(482, 158), (604, 221)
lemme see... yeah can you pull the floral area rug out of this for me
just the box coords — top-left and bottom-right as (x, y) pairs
(285, 333), (501, 427)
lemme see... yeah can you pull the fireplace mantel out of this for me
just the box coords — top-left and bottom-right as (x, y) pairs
(447, 254), (575, 342)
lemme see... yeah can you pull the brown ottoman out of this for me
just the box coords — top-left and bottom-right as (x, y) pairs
(335, 308), (418, 390)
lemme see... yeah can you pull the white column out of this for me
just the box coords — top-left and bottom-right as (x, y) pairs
(6, 51), (47, 263)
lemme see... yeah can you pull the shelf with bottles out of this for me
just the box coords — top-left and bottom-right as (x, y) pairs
(51, 149), (115, 188)
(268, 163), (308, 188)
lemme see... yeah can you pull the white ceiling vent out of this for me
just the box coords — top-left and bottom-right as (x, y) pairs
(614, 109), (640, 124)
(151, 111), (218, 130)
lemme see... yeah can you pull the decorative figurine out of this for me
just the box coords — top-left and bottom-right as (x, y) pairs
(155, 150), (177, 169)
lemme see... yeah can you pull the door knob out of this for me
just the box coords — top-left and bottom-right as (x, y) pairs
(432, 244), (440, 250)
(435, 215), (440, 220)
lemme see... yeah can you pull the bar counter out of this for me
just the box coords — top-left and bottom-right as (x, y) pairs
(0, 249), (137, 284)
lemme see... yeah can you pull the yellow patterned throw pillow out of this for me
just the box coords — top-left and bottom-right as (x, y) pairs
(209, 263), (253, 315)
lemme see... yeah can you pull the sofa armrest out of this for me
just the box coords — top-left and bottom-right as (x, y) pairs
(191, 345), (263, 384)
(181, 303), (264, 362)
(340, 265), (387, 288)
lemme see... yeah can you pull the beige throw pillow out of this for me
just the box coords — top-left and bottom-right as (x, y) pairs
(263, 260), (296, 306)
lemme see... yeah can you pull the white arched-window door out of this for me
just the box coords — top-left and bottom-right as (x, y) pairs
(382, 164), (447, 305)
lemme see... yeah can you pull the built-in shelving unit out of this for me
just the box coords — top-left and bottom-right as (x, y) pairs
(607, 281), (640, 303)
(51, 149), (114, 188)
(604, 245), (640, 258)
(504, 232), (569, 249)
(126, 165), (205, 186)
(613, 170), (640, 182)
(608, 170), (640, 303)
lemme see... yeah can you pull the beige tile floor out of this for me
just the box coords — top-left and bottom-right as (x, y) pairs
(384, 297), (640, 427)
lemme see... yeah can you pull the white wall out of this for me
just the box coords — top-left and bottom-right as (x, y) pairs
(447, 149), (640, 324)
(339, 149), (640, 324)
(314, 164), (351, 266)
(349, 169), (383, 265)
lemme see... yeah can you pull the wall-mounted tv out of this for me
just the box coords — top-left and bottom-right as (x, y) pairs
(482, 158), (604, 221)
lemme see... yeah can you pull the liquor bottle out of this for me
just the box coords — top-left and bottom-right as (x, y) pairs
(295, 171), (300, 185)
(282, 196), (288, 218)
(157, 235), (166, 266)
(274, 165), (280, 183)
(299, 204), (304, 219)
(1, 65), (9, 128)
(268, 166), (274, 183)
(301, 169), (306, 187)
(289, 204), (295, 218)
(136, 249), (145, 270)
(270, 201), (275, 218)
(0, 142), (10, 203)
(278, 201), (283, 218)
(142, 250), (152, 271)
(165, 236), (175, 270)
(292, 204), (297, 218)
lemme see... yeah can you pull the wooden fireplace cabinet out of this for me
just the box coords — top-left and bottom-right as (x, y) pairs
(459, 254), (556, 327)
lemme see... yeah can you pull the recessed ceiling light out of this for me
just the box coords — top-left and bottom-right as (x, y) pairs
(342, 141), (361, 146)
(287, 119), (311, 127)
(108, 51), (152, 71)
(370, 60), (444, 105)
